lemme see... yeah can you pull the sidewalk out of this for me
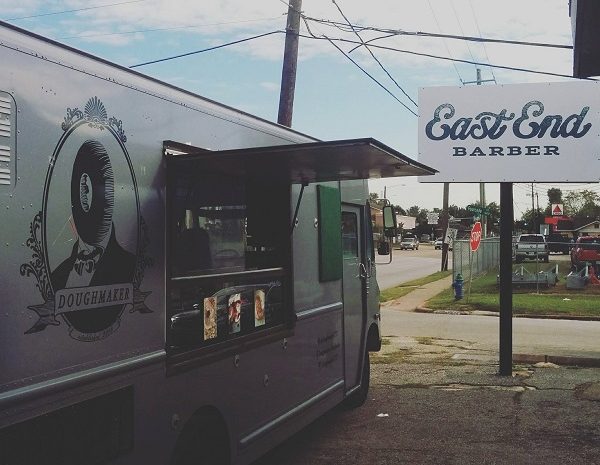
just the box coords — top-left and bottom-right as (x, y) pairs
(381, 275), (453, 312)
(381, 275), (600, 367)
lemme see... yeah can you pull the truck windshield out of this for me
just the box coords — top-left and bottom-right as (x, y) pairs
(520, 236), (543, 242)
(580, 238), (600, 250)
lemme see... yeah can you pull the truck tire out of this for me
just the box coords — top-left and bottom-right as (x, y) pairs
(515, 256), (522, 264)
(544, 255), (549, 263)
(172, 412), (230, 465)
(344, 350), (370, 409)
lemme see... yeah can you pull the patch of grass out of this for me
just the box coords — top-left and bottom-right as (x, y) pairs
(371, 349), (411, 364)
(380, 286), (418, 302)
(426, 262), (600, 317)
(380, 270), (452, 302)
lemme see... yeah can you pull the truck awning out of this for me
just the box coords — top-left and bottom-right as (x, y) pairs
(163, 138), (436, 184)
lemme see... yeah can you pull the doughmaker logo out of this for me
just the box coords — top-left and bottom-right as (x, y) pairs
(20, 97), (153, 342)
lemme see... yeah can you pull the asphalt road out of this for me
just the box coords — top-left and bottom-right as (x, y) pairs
(375, 244), (448, 290)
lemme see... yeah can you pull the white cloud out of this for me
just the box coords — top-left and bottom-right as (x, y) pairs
(260, 81), (280, 92)
(5, 0), (575, 85)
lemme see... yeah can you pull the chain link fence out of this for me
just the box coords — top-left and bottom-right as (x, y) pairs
(452, 237), (500, 281)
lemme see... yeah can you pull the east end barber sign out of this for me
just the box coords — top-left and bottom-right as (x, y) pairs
(418, 82), (600, 182)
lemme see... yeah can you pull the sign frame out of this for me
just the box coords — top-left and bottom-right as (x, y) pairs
(418, 81), (600, 183)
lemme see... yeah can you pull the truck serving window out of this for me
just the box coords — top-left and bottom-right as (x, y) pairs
(167, 162), (291, 356)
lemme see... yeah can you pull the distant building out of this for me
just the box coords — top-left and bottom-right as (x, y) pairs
(574, 221), (600, 237)
(396, 215), (416, 230)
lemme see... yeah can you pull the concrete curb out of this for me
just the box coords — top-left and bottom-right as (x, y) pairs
(513, 353), (600, 368)
(416, 306), (600, 322)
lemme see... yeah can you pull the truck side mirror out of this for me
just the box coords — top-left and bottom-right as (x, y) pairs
(377, 240), (390, 255)
(382, 205), (397, 238)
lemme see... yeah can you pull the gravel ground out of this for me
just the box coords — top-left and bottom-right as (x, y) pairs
(255, 336), (600, 465)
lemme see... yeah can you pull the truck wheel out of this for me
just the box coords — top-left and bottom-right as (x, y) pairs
(172, 412), (230, 465)
(544, 255), (549, 263)
(344, 350), (370, 409)
(515, 256), (522, 264)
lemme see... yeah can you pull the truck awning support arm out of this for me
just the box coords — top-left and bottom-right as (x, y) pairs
(290, 181), (308, 235)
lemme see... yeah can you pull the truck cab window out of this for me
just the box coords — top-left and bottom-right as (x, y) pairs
(341, 212), (359, 257)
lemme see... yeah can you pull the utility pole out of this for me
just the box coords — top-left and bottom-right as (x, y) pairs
(531, 183), (535, 233)
(440, 182), (450, 271)
(277, 0), (302, 127)
(464, 68), (494, 237)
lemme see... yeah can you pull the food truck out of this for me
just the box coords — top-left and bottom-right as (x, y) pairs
(0, 21), (434, 464)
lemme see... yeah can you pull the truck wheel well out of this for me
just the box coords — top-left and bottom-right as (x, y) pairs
(172, 406), (230, 465)
(366, 323), (381, 352)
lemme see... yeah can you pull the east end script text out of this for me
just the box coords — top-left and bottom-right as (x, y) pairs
(424, 100), (591, 157)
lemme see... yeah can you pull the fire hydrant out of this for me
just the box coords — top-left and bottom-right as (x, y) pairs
(452, 273), (464, 300)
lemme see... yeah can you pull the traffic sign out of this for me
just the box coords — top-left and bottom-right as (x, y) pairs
(467, 205), (490, 215)
(426, 212), (439, 224)
(445, 227), (457, 244)
(470, 221), (482, 252)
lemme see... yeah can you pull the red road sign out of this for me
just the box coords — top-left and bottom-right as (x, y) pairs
(470, 221), (482, 252)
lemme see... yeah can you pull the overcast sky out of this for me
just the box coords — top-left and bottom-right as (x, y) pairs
(1, 0), (594, 218)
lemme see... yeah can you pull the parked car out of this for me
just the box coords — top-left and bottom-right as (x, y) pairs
(434, 238), (443, 250)
(400, 237), (419, 250)
(570, 236), (600, 270)
(514, 234), (549, 263)
(420, 234), (431, 243)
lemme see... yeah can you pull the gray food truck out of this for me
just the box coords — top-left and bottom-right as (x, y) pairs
(0, 21), (434, 465)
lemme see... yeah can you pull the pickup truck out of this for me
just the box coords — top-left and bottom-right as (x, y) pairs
(514, 234), (549, 263)
(570, 236), (600, 270)
(545, 234), (572, 255)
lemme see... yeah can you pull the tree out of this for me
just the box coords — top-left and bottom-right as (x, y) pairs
(394, 205), (407, 216)
(485, 201), (500, 236)
(520, 208), (546, 233)
(368, 192), (386, 209)
(563, 189), (600, 220)
(547, 188), (562, 206)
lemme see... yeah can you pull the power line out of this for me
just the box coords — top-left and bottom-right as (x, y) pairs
(303, 16), (573, 50)
(330, 0), (417, 107)
(3, 0), (147, 21)
(426, 0), (463, 84)
(58, 15), (285, 40)
(129, 30), (283, 68)
(323, 35), (419, 117)
(468, 0), (497, 83)
(303, 34), (594, 81)
(300, 15), (418, 116)
(123, 26), (592, 83)
(450, 0), (478, 73)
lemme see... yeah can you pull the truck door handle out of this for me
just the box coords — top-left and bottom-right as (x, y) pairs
(357, 263), (368, 279)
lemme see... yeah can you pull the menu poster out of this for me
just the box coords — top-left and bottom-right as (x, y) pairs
(254, 289), (265, 327)
(203, 296), (217, 341)
(228, 293), (242, 334)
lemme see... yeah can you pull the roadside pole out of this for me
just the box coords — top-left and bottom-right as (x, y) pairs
(278, 0), (302, 127)
(440, 182), (449, 271)
(499, 183), (513, 376)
